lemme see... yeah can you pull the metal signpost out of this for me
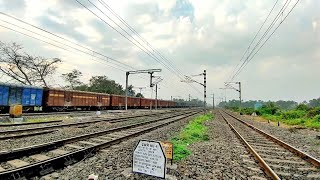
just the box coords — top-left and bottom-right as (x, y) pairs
(160, 141), (174, 165)
(132, 140), (166, 179)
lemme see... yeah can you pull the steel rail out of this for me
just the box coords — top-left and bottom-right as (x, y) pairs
(0, 130), (57, 140)
(0, 110), (182, 134)
(223, 110), (320, 168)
(0, 120), (63, 127)
(0, 110), (198, 162)
(0, 111), (199, 179)
(219, 110), (280, 179)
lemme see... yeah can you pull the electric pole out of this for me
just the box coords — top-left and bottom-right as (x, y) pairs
(225, 81), (242, 114)
(211, 93), (215, 109)
(204, 70), (207, 112)
(181, 70), (207, 112)
(125, 69), (161, 110)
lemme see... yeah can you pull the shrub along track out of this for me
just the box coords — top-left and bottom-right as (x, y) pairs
(0, 110), (200, 179)
(0, 109), (182, 139)
(219, 110), (320, 179)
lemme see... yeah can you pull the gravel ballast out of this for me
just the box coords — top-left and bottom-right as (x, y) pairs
(41, 111), (268, 179)
(0, 112), (183, 151)
(177, 111), (266, 179)
(230, 112), (320, 159)
(41, 113), (200, 179)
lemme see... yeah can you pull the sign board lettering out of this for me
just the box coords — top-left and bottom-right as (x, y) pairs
(160, 141), (173, 160)
(132, 140), (166, 178)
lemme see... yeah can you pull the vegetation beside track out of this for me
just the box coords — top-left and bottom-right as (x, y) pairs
(228, 103), (320, 129)
(171, 113), (214, 161)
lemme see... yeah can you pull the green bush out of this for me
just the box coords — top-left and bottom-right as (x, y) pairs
(306, 107), (320, 118)
(240, 108), (254, 115)
(295, 104), (309, 111)
(281, 110), (307, 119)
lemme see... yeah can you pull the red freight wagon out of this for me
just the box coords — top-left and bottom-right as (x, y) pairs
(110, 95), (125, 109)
(140, 98), (155, 108)
(43, 88), (110, 111)
(128, 97), (140, 108)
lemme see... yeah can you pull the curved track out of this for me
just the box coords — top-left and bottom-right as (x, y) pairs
(0, 110), (199, 179)
(219, 110), (320, 179)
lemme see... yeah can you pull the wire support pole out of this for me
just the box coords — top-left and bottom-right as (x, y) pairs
(125, 69), (161, 110)
(204, 70), (207, 112)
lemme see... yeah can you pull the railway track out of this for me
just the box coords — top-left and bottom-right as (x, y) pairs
(0, 110), (183, 135)
(219, 110), (320, 179)
(0, 109), (153, 117)
(0, 110), (199, 179)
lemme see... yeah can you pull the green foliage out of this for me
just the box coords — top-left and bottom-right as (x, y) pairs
(281, 110), (307, 119)
(296, 104), (309, 111)
(256, 103), (279, 115)
(306, 107), (320, 117)
(309, 98), (320, 108)
(135, 93), (144, 98)
(171, 114), (213, 161)
(240, 108), (254, 115)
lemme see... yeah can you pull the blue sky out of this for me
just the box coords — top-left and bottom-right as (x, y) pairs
(0, 0), (319, 103)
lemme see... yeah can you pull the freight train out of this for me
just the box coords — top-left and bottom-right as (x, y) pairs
(0, 83), (190, 113)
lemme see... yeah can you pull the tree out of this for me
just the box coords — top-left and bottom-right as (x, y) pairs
(127, 85), (135, 97)
(308, 98), (320, 108)
(61, 69), (83, 89)
(88, 76), (124, 95)
(0, 41), (61, 87)
(136, 93), (144, 98)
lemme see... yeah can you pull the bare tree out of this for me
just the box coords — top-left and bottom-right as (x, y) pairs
(0, 41), (61, 87)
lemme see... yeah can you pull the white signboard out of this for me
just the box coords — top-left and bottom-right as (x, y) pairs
(132, 140), (166, 178)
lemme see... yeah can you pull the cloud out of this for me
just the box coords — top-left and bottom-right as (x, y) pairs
(0, 0), (319, 103)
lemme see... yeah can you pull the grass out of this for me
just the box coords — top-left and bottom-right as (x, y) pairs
(262, 114), (320, 129)
(171, 113), (214, 161)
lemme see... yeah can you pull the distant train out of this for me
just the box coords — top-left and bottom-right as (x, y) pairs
(0, 83), (193, 113)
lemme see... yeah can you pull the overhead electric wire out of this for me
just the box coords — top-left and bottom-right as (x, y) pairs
(228, 0), (279, 81)
(97, 0), (185, 77)
(95, 0), (180, 75)
(232, 0), (300, 79)
(0, 15), (191, 96)
(0, 23), (128, 73)
(75, 0), (203, 95)
(0, 19), (134, 73)
(231, 0), (292, 80)
(74, 0), (176, 76)
(0, 12), (137, 71)
(230, 0), (299, 80)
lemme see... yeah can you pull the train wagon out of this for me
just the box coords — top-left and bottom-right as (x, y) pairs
(127, 96), (140, 108)
(43, 88), (110, 111)
(0, 83), (43, 113)
(140, 98), (157, 108)
(110, 94), (126, 109)
(160, 100), (169, 108)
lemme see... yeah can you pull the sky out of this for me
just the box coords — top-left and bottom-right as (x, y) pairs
(0, 0), (319, 104)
